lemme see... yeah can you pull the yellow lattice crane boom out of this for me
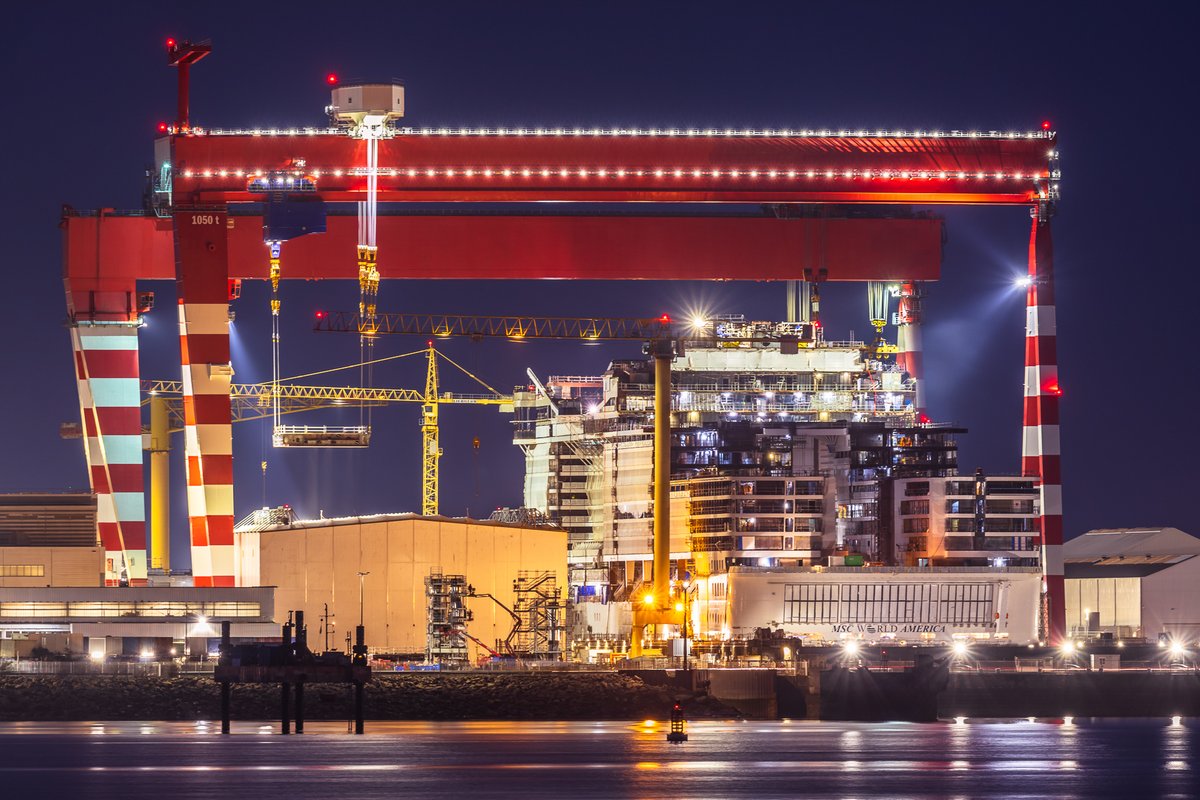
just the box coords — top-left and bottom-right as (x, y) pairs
(141, 344), (512, 516)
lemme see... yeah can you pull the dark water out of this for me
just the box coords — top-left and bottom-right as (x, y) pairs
(0, 718), (1195, 799)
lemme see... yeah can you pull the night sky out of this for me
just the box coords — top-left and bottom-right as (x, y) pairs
(4, 4), (1193, 568)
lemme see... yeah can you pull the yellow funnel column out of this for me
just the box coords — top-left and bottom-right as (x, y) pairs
(149, 395), (170, 571)
(653, 349), (672, 605)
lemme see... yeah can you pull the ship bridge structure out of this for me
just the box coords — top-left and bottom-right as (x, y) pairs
(61, 41), (1064, 641)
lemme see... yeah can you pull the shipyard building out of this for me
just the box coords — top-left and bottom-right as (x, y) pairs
(514, 317), (1045, 646)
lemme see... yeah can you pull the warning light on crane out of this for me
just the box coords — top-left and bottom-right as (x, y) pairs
(315, 310), (326, 319)
(326, 73), (339, 86)
(1042, 120), (1052, 130)
(157, 122), (168, 133)
(658, 313), (671, 324)
(166, 38), (176, 49)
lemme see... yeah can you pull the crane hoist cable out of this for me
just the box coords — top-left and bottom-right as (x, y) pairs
(268, 240), (283, 436)
(258, 347), (428, 386)
(356, 131), (382, 430)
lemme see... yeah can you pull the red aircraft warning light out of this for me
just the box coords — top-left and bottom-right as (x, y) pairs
(1042, 120), (1052, 130)
(326, 73), (339, 86)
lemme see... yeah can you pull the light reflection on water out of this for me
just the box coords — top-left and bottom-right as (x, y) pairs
(0, 719), (1192, 799)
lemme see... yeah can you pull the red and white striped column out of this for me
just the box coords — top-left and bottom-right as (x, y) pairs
(1021, 212), (1065, 645)
(70, 325), (148, 586)
(896, 281), (927, 422)
(175, 210), (235, 587)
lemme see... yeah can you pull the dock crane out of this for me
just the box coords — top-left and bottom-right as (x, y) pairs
(315, 310), (815, 657)
(129, 344), (511, 564)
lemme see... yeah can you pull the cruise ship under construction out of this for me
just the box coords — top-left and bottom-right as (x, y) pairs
(513, 310), (1043, 654)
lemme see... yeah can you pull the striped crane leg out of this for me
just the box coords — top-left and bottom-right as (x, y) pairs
(70, 325), (148, 585)
(1022, 215), (1065, 645)
(176, 211), (236, 587)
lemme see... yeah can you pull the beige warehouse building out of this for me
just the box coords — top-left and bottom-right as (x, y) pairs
(235, 514), (568, 656)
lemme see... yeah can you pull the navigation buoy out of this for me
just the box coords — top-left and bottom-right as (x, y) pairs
(667, 703), (688, 743)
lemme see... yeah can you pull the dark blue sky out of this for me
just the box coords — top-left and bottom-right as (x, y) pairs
(4, 3), (1193, 566)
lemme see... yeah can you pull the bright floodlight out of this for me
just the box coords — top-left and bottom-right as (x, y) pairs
(196, 615), (207, 625)
(642, 594), (655, 606)
(689, 315), (709, 330)
(952, 641), (969, 656)
(1060, 641), (1076, 655)
(843, 640), (859, 655)
(1014, 275), (1033, 289)
(1169, 641), (1185, 657)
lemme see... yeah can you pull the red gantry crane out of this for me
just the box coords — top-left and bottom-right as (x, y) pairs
(61, 41), (1064, 644)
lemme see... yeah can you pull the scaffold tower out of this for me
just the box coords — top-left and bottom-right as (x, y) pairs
(512, 571), (564, 660)
(425, 570), (471, 668)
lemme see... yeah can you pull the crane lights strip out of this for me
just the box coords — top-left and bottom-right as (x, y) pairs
(166, 125), (1056, 140)
(180, 166), (1058, 182)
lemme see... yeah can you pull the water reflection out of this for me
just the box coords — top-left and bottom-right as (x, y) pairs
(0, 719), (1191, 799)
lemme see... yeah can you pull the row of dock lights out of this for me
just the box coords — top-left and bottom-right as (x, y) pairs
(87, 616), (208, 662)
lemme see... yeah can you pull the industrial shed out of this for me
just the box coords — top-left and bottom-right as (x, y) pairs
(1064, 527), (1200, 641)
(235, 514), (567, 657)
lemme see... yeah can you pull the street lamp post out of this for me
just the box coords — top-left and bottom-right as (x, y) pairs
(321, 602), (335, 652)
(356, 571), (370, 627)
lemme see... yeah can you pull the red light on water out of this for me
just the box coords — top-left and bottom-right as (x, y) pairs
(326, 73), (339, 86)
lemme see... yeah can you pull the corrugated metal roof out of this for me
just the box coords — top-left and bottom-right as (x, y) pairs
(1064, 527), (1200, 562)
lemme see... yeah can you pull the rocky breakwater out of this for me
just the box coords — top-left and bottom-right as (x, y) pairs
(0, 671), (738, 722)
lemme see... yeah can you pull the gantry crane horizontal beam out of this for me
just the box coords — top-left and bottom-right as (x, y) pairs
(63, 214), (943, 309)
(166, 128), (1057, 206)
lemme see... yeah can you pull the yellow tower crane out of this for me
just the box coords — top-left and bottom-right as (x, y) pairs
(142, 343), (511, 518)
(421, 341), (441, 517)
